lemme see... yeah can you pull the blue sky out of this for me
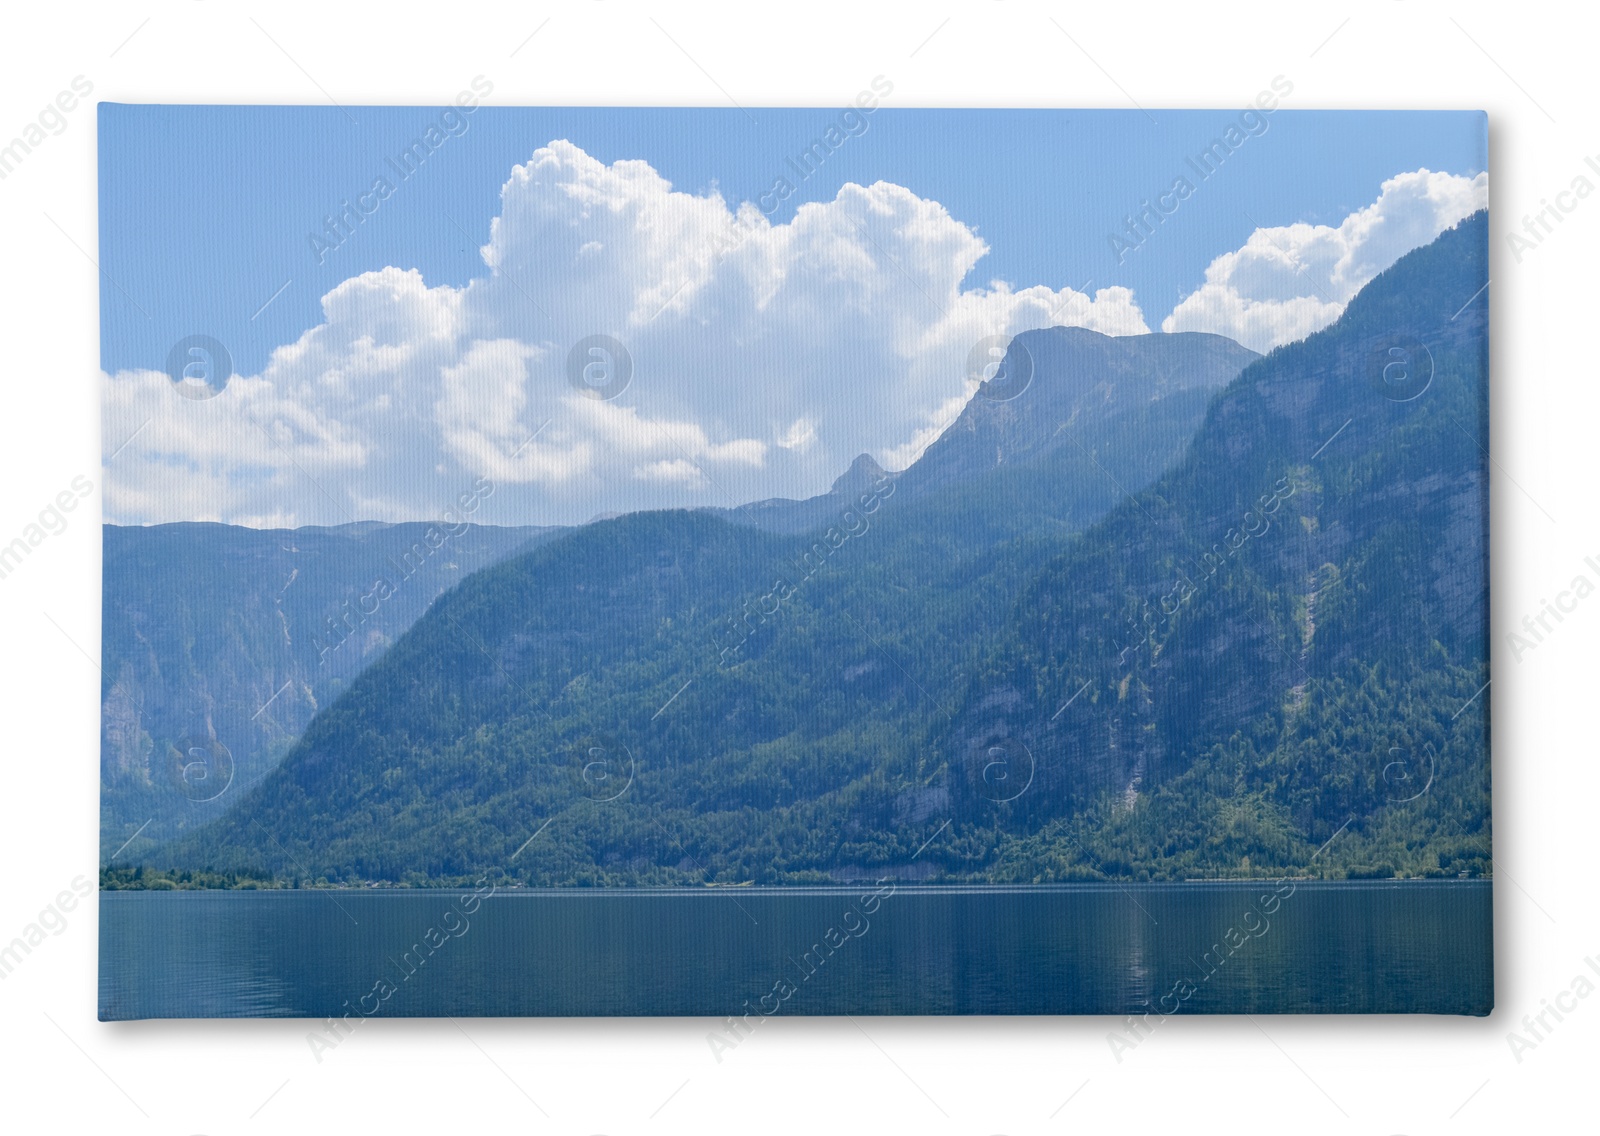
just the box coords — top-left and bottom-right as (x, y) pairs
(98, 105), (1486, 527)
(99, 105), (1484, 376)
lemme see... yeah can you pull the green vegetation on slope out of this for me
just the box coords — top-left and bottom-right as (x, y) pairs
(133, 218), (1488, 887)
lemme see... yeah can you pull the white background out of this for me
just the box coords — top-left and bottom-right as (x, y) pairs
(0, 1), (1585, 1132)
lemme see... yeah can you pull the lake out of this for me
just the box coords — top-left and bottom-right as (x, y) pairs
(98, 880), (1491, 1019)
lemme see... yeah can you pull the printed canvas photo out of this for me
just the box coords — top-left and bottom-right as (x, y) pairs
(93, 93), (1491, 1021)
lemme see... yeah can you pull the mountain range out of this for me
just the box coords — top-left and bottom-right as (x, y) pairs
(106, 213), (1490, 886)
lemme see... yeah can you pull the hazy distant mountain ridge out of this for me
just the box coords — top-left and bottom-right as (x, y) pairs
(100, 520), (557, 855)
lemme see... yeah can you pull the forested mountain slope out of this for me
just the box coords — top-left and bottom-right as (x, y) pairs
(142, 216), (1487, 885)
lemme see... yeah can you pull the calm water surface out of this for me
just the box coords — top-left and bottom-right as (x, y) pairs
(99, 881), (1491, 1019)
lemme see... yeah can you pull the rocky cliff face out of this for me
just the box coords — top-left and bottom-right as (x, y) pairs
(897, 328), (1259, 497)
(720, 329), (1258, 534)
(101, 521), (557, 854)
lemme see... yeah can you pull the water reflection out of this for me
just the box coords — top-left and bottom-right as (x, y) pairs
(99, 882), (1492, 1019)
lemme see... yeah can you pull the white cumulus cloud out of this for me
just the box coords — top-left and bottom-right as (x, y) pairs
(103, 140), (1147, 527)
(1161, 168), (1488, 352)
(103, 151), (1485, 528)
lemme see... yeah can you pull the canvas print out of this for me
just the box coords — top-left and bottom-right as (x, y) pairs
(94, 95), (1491, 1021)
